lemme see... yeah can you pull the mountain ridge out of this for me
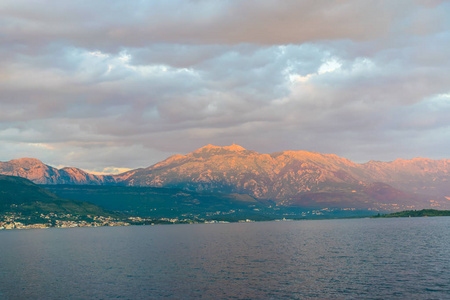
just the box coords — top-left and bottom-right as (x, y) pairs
(2, 145), (450, 211)
(114, 145), (450, 210)
(0, 158), (116, 185)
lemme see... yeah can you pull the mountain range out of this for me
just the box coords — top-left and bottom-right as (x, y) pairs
(0, 158), (115, 185)
(2, 145), (450, 212)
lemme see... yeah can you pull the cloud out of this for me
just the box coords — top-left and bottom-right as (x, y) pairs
(2, 0), (448, 52)
(0, 1), (449, 170)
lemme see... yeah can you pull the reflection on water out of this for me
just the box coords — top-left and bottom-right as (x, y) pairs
(0, 217), (449, 299)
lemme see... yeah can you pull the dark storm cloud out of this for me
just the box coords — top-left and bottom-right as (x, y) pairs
(0, 0), (449, 171)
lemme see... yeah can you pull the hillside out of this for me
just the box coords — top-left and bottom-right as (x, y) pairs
(373, 209), (450, 218)
(44, 184), (277, 220)
(45, 184), (374, 220)
(0, 175), (124, 228)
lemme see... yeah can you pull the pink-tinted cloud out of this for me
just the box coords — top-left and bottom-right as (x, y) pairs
(0, 0), (449, 170)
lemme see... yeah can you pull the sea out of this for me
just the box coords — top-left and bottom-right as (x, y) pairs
(0, 217), (449, 299)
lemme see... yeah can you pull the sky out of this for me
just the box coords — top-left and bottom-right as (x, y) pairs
(1, 0), (449, 174)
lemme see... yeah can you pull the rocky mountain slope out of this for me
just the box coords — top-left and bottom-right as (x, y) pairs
(115, 144), (450, 210)
(0, 158), (116, 185)
(116, 145), (363, 197)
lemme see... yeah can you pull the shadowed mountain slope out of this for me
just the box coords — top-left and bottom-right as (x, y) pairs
(44, 184), (276, 220)
(0, 175), (117, 217)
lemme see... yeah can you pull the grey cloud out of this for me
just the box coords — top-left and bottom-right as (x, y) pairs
(0, 0), (449, 170)
(129, 44), (232, 69)
(2, 0), (447, 52)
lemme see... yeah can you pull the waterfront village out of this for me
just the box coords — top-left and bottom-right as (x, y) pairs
(0, 212), (186, 230)
(0, 208), (363, 230)
(0, 211), (239, 230)
(1, 213), (126, 230)
(0, 213), (256, 230)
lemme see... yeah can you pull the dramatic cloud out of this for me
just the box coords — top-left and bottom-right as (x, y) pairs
(1, 0), (449, 171)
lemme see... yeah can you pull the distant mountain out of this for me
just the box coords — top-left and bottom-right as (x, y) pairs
(115, 145), (450, 211)
(361, 158), (450, 197)
(0, 158), (116, 185)
(283, 182), (437, 211)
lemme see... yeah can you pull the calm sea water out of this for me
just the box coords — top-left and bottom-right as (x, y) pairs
(0, 217), (449, 299)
